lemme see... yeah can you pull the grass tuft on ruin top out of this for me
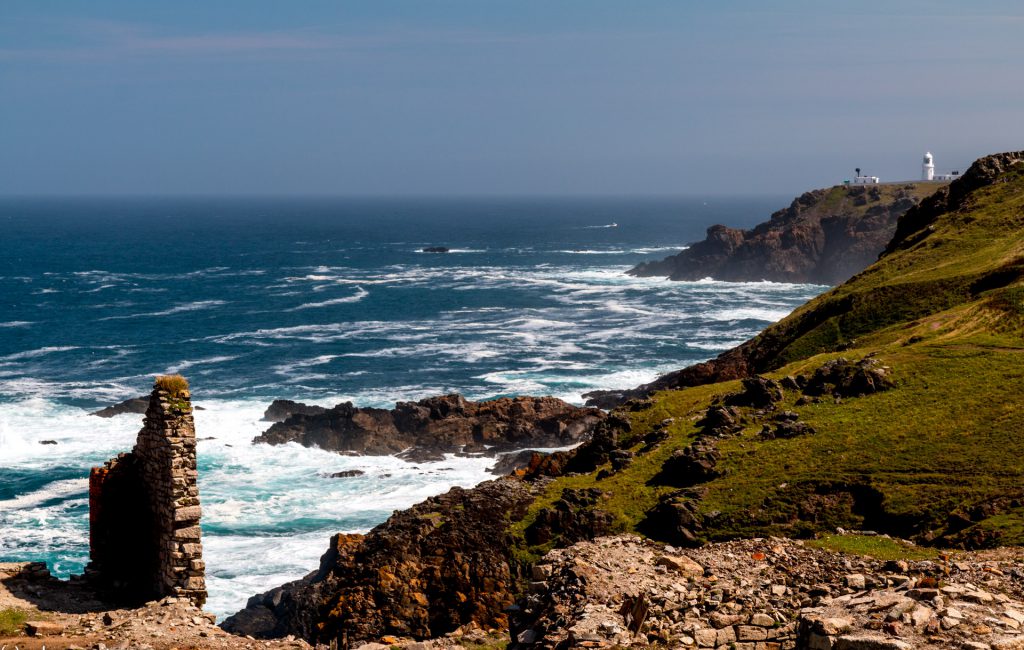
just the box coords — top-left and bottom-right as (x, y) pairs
(154, 374), (189, 396)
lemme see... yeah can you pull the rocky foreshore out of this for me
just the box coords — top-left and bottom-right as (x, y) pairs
(0, 562), (310, 650)
(252, 394), (605, 463)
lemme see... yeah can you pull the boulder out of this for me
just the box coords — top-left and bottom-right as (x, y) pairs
(803, 357), (895, 398)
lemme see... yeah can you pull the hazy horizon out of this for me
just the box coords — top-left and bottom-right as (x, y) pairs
(3, 1), (1023, 197)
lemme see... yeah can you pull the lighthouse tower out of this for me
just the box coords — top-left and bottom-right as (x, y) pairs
(923, 151), (935, 181)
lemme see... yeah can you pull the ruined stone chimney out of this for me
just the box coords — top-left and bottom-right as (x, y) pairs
(88, 375), (206, 607)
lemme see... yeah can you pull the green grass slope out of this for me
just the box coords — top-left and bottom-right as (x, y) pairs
(517, 151), (1024, 558)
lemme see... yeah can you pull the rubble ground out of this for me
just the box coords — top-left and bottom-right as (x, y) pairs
(512, 534), (1024, 650)
(0, 562), (310, 650)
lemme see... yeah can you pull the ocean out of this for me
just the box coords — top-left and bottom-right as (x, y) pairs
(0, 196), (825, 617)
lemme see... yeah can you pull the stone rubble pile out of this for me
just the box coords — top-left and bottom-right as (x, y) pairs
(510, 534), (1024, 650)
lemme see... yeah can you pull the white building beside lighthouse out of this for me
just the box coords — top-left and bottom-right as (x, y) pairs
(923, 151), (962, 181)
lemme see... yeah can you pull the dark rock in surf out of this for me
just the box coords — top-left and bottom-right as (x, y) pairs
(325, 469), (365, 479)
(252, 394), (605, 462)
(262, 399), (328, 423)
(421, 246), (450, 253)
(91, 396), (150, 418)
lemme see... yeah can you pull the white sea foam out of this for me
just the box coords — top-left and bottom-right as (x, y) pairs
(289, 287), (369, 310)
(164, 356), (240, 374)
(0, 478), (88, 511)
(630, 245), (690, 255)
(100, 300), (227, 321)
(0, 346), (80, 362)
(0, 321), (33, 328)
(707, 307), (793, 322)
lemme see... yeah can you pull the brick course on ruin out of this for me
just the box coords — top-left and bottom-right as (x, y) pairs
(87, 378), (206, 607)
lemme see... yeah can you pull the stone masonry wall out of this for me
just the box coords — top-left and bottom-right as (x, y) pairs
(87, 379), (206, 607)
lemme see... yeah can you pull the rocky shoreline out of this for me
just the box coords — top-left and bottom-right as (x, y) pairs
(252, 394), (605, 464)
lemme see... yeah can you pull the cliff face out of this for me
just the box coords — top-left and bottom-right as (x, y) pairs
(221, 478), (534, 644)
(630, 182), (942, 285)
(252, 394), (606, 462)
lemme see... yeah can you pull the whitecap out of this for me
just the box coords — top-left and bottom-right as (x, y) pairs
(1, 346), (79, 361)
(0, 478), (88, 511)
(706, 307), (793, 322)
(288, 287), (369, 310)
(165, 355), (240, 375)
(99, 300), (227, 321)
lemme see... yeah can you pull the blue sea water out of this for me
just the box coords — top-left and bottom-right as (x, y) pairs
(0, 196), (825, 617)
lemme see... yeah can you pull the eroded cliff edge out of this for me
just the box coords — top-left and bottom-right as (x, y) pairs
(629, 182), (942, 285)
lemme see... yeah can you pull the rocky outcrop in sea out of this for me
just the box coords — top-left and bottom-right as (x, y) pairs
(252, 393), (606, 462)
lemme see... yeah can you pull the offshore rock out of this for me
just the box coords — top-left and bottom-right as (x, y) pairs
(253, 393), (605, 461)
(91, 396), (150, 418)
(220, 478), (534, 645)
(630, 182), (938, 284)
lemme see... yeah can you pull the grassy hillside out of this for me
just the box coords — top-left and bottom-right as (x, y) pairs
(516, 151), (1024, 560)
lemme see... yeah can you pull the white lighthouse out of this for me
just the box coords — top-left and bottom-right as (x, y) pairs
(923, 151), (935, 181)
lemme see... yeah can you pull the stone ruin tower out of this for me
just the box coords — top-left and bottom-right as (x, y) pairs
(87, 375), (206, 607)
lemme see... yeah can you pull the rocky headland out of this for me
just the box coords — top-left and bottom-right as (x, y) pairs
(252, 394), (605, 463)
(629, 182), (942, 285)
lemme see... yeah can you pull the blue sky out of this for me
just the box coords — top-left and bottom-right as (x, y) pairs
(2, 1), (1023, 195)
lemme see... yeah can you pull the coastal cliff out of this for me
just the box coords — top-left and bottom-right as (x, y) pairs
(224, 151), (1024, 648)
(629, 182), (942, 285)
